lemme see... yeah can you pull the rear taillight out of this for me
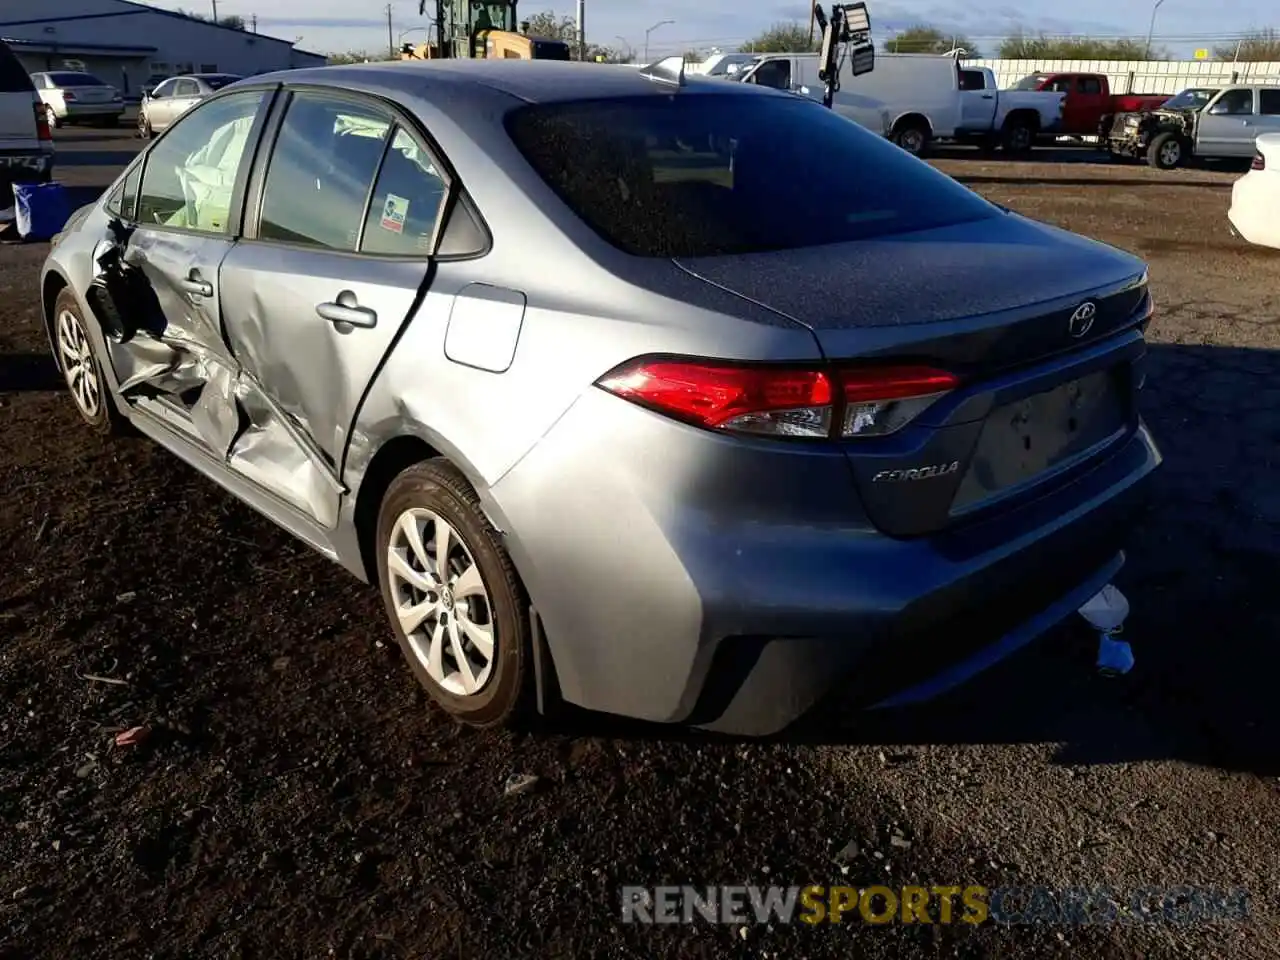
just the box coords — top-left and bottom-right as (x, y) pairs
(1252, 152), (1266, 171)
(34, 102), (51, 140)
(596, 358), (959, 440)
(62, 91), (77, 101)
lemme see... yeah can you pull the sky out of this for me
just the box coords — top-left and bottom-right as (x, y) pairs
(143, 0), (1274, 59)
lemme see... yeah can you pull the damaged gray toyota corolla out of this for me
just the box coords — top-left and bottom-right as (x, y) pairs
(40, 60), (1161, 736)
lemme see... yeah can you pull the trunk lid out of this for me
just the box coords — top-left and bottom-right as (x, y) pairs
(67, 84), (113, 103)
(676, 214), (1151, 537)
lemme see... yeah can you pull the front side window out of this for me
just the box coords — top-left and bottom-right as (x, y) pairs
(506, 93), (999, 258)
(750, 59), (791, 90)
(1211, 89), (1254, 115)
(151, 79), (175, 99)
(1077, 77), (1102, 95)
(959, 70), (986, 92)
(136, 90), (266, 232)
(258, 93), (391, 250)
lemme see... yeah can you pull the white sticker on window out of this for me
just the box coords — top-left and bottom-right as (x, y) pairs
(380, 193), (409, 234)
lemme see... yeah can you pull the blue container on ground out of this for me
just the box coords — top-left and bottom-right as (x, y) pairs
(13, 181), (71, 241)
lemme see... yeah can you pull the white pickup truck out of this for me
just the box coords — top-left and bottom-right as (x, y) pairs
(954, 65), (1066, 152)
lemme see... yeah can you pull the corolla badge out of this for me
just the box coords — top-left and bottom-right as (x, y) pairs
(1069, 301), (1098, 338)
(872, 461), (960, 483)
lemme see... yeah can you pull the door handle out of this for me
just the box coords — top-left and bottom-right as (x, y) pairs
(317, 294), (377, 329)
(180, 273), (212, 297)
(982, 94), (994, 99)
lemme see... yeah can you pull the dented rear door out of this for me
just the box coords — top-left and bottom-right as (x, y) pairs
(216, 90), (453, 527)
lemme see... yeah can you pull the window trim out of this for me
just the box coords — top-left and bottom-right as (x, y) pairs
(241, 83), (486, 261)
(131, 84), (283, 239)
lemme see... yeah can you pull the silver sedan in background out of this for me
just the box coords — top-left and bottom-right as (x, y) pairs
(137, 73), (242, 138)
(30, 71), (124, 127)
(41, 60), (1159, 736)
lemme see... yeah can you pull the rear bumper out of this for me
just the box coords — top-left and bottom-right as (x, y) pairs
(55, 102), (124, 119)
(0, 149), (55, 182)
(1228, 174), (1280, 249)
(488, 382), (1161, 736)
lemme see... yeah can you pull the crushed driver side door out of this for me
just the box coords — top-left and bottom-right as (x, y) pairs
(90, 86), (278, 458)
(215, 89), (455, 527)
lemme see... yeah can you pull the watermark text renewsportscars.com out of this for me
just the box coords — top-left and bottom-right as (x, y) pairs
(621, 885), (1250, 926)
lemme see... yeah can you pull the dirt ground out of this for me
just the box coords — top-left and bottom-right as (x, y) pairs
(1, 128), (1278, 960)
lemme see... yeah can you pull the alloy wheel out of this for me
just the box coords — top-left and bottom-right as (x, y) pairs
(56, 309), (101, 419)
(386, 507), (496, 696)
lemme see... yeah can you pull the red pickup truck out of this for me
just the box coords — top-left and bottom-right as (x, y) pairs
(1011, 72), (1169, 137)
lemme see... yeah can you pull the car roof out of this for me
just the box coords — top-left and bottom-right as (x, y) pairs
(248, 59), (783, 106)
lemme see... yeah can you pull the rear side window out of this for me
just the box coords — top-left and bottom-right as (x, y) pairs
(0, 41), (34, 93)
(360, 128), (448, 256)
(505, 93), (998, 258)
(258, 93), (391, 250)
(1260, 90), (1280, 116)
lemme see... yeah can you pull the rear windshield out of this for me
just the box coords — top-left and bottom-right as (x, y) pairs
(504, 93), (998, 257)
(47, 72), (105, 86)
(203, 75), (242, 89)
(0, 41), (34, 93)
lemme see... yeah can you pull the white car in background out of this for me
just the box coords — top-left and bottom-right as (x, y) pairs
(1229, 134), (1280, 250)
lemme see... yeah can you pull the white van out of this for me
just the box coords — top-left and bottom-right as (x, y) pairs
(731, 55), (891, 139)
(736, 52), (962, 156)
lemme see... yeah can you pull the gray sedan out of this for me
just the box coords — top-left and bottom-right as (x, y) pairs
(41, 60), (1160, 735)
(137, 73), (242, 138)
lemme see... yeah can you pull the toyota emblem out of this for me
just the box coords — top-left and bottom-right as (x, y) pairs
(1068, 301), (1097, 338)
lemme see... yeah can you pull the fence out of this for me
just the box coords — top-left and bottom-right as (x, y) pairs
(965, 58), (1280, 95)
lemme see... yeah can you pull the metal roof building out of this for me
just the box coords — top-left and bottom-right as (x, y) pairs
(0, 0), (325, 98)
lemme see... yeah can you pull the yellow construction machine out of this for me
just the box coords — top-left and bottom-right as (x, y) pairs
(401, 1), (571, 61)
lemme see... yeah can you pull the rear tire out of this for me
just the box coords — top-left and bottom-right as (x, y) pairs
(1148, 132), (1185, 170)
(893, 120), (930, 156)
(375, 459), (534, 728)
(1001, 119), (1036, 153)
(52, 288), (128, 436)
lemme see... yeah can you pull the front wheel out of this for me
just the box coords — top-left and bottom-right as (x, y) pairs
(375, 460), (534, 728)
(1148, 132), (1185, 170)
(137, 111), (152, 140)
(53, 289), (127, 435)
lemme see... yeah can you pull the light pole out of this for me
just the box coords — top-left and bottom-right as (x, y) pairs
(644, 19), (674, 62)
(616, 35), (632, 61)
(1144, 0), (1166, 59)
